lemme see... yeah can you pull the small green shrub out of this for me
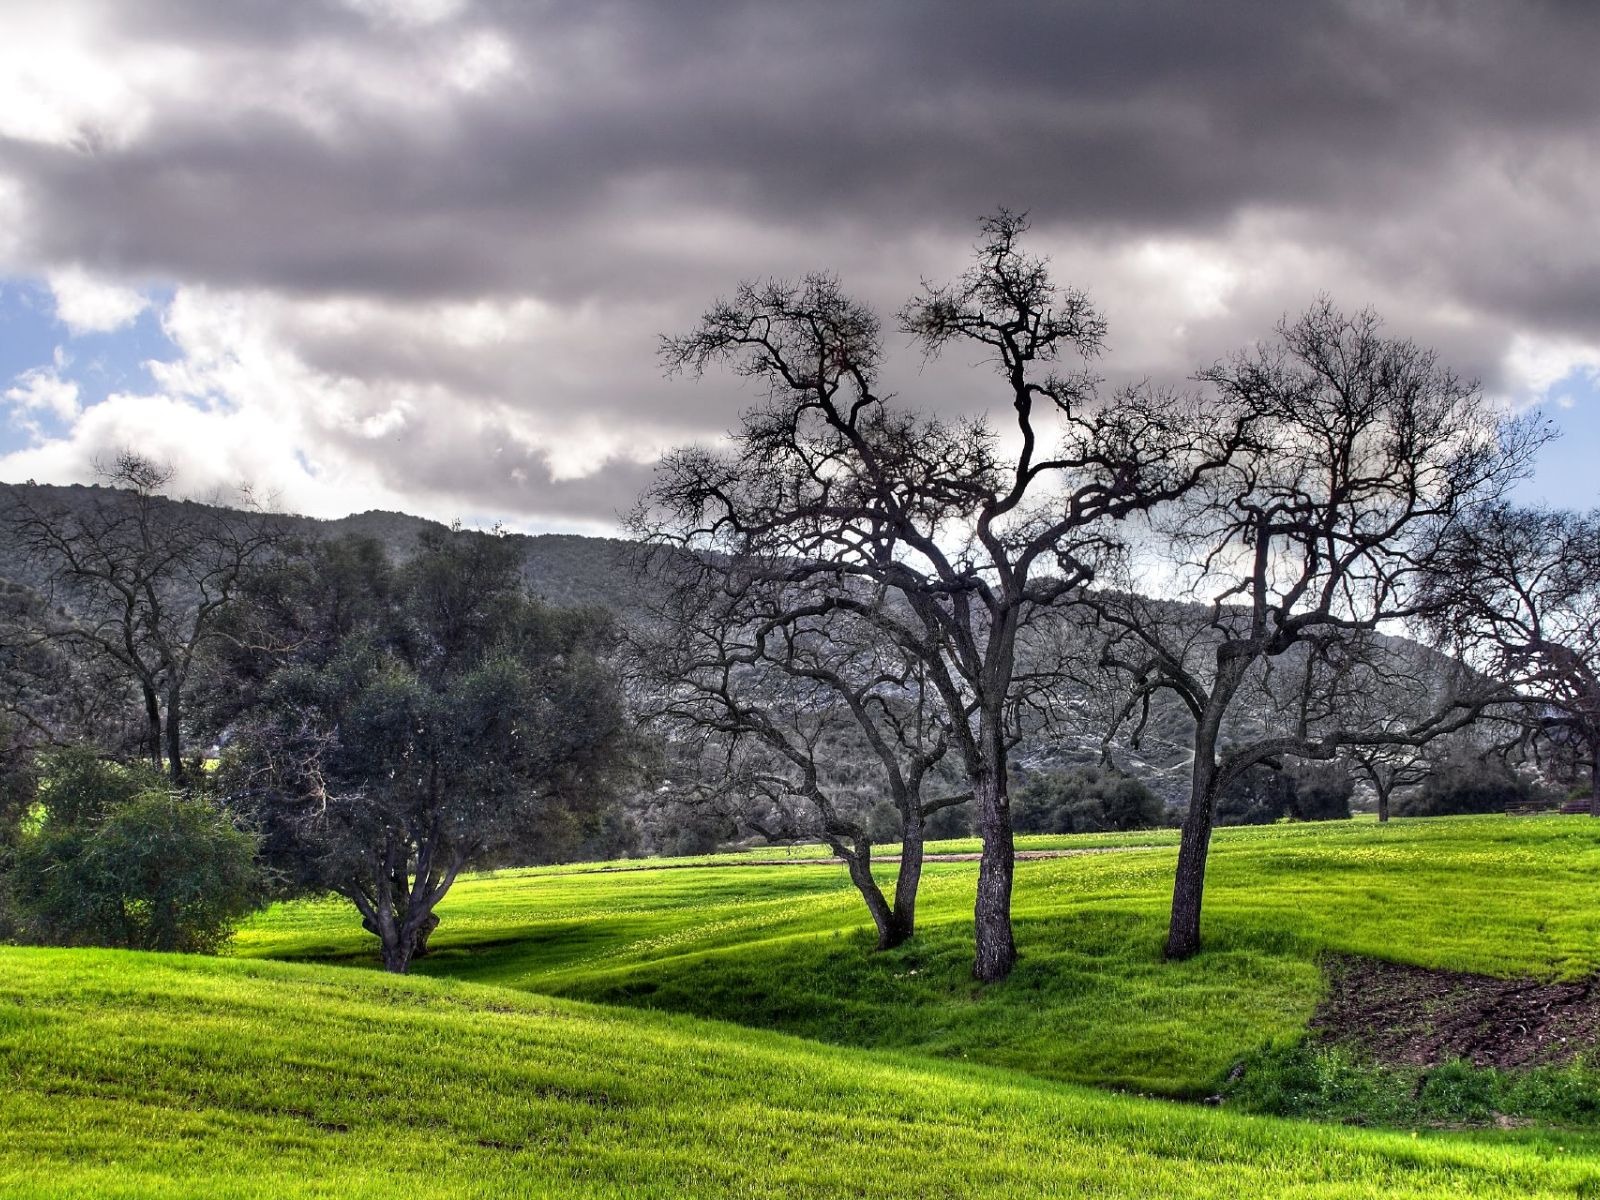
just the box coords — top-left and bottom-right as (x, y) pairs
(11, 753), (263, 953)
(1397, 750), (1553, 817)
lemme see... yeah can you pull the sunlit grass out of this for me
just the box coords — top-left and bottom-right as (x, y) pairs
(4, 946), (1599, 1198)
(237, 815), (1600, 1096)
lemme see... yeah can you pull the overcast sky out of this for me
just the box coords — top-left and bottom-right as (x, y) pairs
(1, 0), (1597, 533)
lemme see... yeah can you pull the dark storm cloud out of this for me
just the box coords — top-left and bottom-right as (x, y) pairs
(9, 0), (1598, 297)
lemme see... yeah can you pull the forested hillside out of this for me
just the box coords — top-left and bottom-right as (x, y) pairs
(0, 483), (639, 612)
(0, 480), (1487, 818)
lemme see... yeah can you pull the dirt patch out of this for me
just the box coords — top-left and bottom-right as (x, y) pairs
(1312, 954), (1600, 1070)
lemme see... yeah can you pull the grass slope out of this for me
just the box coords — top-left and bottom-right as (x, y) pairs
(237, 816), (1600, 1096)
(4, 946), (1599, 1198)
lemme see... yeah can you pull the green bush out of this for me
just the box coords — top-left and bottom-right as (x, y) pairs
(10, 753), (262, 953)
(1397, 750), (1550, 817)
(1287, 762), (1354, 822)
(35, 745), (165, 826)
(1012, 767), (1163, 835)
(1214, 764), (1295, 826)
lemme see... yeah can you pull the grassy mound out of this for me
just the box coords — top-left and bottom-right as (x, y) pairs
(4, 947), (1599, 1198)
(237, 816), (1600, 1097)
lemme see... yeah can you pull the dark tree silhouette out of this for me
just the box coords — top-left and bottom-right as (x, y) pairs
(1428, 505), (1600, 813)
(1086, 301), (1538, 958)
(635, 213), (1239, 980)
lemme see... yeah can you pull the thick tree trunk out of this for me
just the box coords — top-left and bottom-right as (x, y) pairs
(972, 773), (1016, 982)
(1166, 789), (1216, 960)
(377, 907), (441, 974)
(889, 812), (925, 948)
(380, 931), (415, 974)
(1167, 718), (1227, 960)
(1376, 779), (1392, 823)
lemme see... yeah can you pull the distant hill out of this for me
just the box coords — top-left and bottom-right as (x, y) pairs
(0, 483), (643, 612)
(0, 480), (1481, 813)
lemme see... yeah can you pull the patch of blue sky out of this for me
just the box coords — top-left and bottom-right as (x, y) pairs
(0, 277), (179, 455)
(1517, 367), (1600, 513)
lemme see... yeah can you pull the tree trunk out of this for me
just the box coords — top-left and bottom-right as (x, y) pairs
(411, 911), (441, 959)
(888, 811), (925, 948)
(1589, 739), (1599, 819)
(164, 684), (185, 785)
(836, 838), (901, 951)
(1376, 779), (1391, 823)
(380, 930), (415, 974)
(1166, 793), (1216, 960)
(378, 906), (442, 974)
(366, 900), (412, 974)
(142, 684), (163, 773)
(1167, 737), (1224, 960)
(972, 773), (1016, 982)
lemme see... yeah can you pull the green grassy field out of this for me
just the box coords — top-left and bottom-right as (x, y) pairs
(237, 815), (1600, 1095)
(8, 814), (1600, 1196)
(5, 946), (1600, 1198)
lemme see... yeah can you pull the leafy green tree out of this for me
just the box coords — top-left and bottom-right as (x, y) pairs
(223, 529), (629, 973)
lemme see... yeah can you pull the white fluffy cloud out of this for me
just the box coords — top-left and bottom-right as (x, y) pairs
(4, 350), (81, 426)
(1501, 333), (1600, 408)
(47, 265), (148, 334)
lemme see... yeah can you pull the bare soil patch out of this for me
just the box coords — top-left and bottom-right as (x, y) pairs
(1312, 954), (1600, 1070)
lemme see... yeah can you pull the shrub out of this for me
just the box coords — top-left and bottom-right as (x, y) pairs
(1287, 762), (1354, 822)
(1224, 1041), (1600, 1128)
(1012, 767), (1163, 835)
(10, 753), (263, 953)
(1396, 750), (1549, 817)
(1214, 765), (1295, 827)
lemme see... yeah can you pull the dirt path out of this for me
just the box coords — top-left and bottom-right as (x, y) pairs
(566, 845), (1159, 875)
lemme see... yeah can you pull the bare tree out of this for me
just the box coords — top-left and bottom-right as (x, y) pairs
(2, 456), (285, 783)
(1427, 505), (1600, 813)
(1086, 301), (1539, 958)
(635, 213), (1238, 981)
(1348, 743), (1433, 822)
(630, 557), (966, 949)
